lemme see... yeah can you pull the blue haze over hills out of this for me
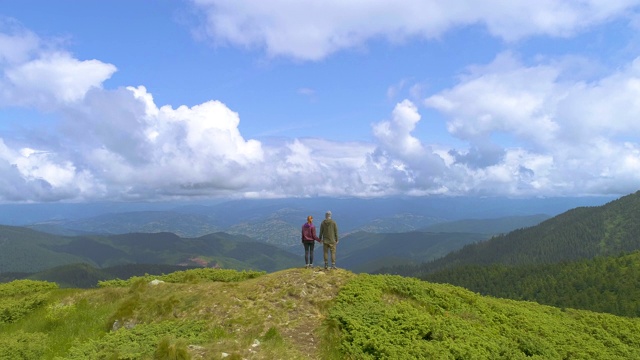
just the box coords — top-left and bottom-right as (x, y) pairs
(0, 195), (617, 236)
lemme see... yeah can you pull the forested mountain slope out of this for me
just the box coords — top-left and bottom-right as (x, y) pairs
(419, 214), (550, 234)
(0, 225), (92, 273)
(423, 251), (640, 317)
(339, 231), (488, 272)
(387, 191), (640, 275)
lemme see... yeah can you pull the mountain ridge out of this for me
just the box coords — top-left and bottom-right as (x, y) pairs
(2, 267), (640, 359)
(0, 214), (549, 277)
(8, 196), (614, 239)
(392, 191), (640, 275)
(0, 226), (299, 274)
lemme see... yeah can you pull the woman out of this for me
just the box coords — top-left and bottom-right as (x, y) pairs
(301, 215), (320, 268)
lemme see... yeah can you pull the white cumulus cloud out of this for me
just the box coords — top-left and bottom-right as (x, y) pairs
(3, 14), (640, 202)
(6, 52), (116, 105)
(190, 0), (640, 60)
(0, 22), (116, 108)
(373, 100), (425, 158)
(422, 51), (640, 196)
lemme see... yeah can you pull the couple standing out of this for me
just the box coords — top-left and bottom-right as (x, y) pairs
(301, 211), (339, 270)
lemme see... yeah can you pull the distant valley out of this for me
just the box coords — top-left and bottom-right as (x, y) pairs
(0, 227), (299, 276)
(6, 195), (610, 251)
(0, 193), (630, 296)
(0, 213), (548, 285)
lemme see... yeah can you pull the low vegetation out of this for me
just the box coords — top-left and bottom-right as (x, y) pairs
(2, 267), (640, 359)
(329, 274), (640, 359)
(97, 267), (265, 287)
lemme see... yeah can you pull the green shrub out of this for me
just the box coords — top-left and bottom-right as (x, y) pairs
(0, 295), (49, 324)
(98, 268), (265, 288)
(0, 280), (58, 324)
(0, 280), (58, 296)
(0, 331), (48, 360)
(329, 274), (640, 360)
(60, 320), (209, 360)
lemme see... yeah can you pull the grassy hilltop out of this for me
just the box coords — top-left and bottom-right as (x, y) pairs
(2, 267), (640, 360)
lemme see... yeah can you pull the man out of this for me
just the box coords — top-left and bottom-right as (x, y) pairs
(319, 210), (339, 270)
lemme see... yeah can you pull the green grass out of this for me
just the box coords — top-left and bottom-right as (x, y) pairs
(3, 267), (640, 359)
(329, 274), (640, 359)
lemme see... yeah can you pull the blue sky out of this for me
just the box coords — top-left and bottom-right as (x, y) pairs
(1, 0), (640, 202)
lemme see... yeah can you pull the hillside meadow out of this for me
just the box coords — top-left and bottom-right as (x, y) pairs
(2, 267), (640, 360)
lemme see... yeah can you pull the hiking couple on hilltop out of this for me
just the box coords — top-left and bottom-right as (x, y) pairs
(301, 211), (339, 270)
